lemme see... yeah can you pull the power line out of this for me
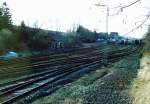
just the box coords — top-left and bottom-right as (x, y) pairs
(95, 0), (149, 37)
(95, 0), (142, 16)
(110, 0), (142, 16)
(123, 12), (150, 35)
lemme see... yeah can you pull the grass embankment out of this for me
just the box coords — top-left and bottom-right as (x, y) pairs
(131, 31), (150, 104)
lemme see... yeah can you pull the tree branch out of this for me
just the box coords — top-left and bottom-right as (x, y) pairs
(123, 12), (150, 35)
(110, 0), (141, 16)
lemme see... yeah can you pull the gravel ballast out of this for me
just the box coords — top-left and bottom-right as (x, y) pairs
(32, 54), (140, 104)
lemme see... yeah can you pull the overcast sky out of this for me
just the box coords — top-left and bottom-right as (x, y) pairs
(0, 0), (150, 38)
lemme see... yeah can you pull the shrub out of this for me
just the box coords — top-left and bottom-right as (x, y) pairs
(76, 25), (98, 43)
(30, 30), (52, 51)
(20, 21), (54, 51)
(145, 28), (150, 51)
(0, 36), (5, 55)
(0, 29), (16, 53)
(64, 31), (81, 48)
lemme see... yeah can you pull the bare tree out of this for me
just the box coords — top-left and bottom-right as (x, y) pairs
(95, 0), (150, 36)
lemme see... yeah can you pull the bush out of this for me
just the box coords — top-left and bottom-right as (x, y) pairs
(145, 28), (150, 51)
(0, 29), (17, 53)
(30, 30), (52, 51)
(20, 22), (54, 51)
(0, 36), (5, 55)
(76, 25), (98, 43)
(64, 31), (81, 48)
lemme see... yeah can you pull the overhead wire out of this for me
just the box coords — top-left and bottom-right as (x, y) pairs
(95, 0), (150, 35)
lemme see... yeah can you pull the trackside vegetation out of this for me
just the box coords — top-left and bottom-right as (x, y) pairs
(0, 2), (100, 56)
(131, 26), (150, 104)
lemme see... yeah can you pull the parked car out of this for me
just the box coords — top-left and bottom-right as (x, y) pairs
(0, 51), (18, 60)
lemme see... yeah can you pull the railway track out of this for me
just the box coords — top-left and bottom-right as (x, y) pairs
(0, 44), (142, 104)
(0, 46), (110, 86)
(0, 56), (101, 92)
(0, 44), (121, 79)
(0, 55), (101, 104)
(0, 49), (102, 81)
(0, 43), (119, 67)
(0, 44), (130, 86)
(1, 61), (100, 104)
(108, 45), (143, 62)
(0, 45), (136, 87)
(0, 45), (137, 86)
(0, 44), (127, 71)
(0, 47), (97, 67)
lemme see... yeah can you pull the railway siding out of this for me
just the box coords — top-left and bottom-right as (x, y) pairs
(0, 44), (141, 103)
(32, 52), (140, 104)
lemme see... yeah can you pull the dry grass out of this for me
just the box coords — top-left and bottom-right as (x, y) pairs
(130, 28), (150, 104)
(138, 54), (150, 81)
(131, 53), (150, 104)
(63, 98), (83, 104)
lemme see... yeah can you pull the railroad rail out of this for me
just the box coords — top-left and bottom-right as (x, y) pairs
(0, 44), (142, 104)
(0, 43), (119, 67)
(0, 44), (122, 81)
(0, 44), (127, 71)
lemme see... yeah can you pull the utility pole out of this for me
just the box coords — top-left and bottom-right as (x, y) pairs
(95, 4), (109, 65)
(106, 7), (109, 38)
(95, 4), (109, 35)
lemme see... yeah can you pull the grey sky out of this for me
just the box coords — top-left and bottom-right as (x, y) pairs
(0, 0), (150, 38)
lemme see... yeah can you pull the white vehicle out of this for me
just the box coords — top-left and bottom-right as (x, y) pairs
(0, 51), (18, 60)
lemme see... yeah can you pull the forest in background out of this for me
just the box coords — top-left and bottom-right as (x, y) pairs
(0, 1), (149, 56)
(0, 2), (101, 56)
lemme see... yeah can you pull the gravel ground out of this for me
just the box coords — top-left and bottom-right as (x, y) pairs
(81, 56), (139, 104)
(32, 54), (140, 104)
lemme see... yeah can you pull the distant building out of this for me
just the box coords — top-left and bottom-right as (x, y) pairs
(109, 32), (119, 40)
